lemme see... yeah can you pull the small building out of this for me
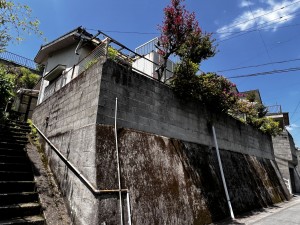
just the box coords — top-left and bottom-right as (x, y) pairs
(35, 26), (101, 104)
(266, 106), (300, 193)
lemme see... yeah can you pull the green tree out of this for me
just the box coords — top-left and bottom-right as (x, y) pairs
(0, 64), (40, 118)
(18, 67), (40, 89)
(157, 0), (215, 81)
(229, 99), (282, 136)
(0, 65), (14, 117)
(0, 0), (42, 51)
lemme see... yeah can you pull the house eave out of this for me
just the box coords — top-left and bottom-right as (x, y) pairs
(34, 27), (97, 64)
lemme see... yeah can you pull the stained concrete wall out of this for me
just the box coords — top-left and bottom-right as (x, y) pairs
(272, 130), (300, 193)
(97, 60), (274, 160)
(32, 59), (105, 225)
(95, 125), (288, 225)
(32, 58), (289, 225)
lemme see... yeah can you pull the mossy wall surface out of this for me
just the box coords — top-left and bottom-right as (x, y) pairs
(96, 125), (288, 225)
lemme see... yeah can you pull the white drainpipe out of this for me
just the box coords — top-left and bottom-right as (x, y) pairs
(212, 125), (235, 219)
(114, 98), (124, 225)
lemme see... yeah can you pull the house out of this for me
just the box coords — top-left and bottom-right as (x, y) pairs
(35, 26), (101, 104)
(266, 105), (300, 193)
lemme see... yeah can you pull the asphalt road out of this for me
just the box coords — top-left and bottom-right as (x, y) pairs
(212, 194), (300, 225)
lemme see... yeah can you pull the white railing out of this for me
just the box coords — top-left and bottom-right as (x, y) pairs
(135, 37), (158, 56)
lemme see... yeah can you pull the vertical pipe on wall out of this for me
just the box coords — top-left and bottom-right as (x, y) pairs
(127, 192), (132, 225)
(114, 97), (124, 225)
(212, 125), (235, 220)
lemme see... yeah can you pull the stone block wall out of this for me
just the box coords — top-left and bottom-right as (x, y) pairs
(97, 60), (274, 160)
(32, 60), (105, 225)
(272, 130), (300, 192)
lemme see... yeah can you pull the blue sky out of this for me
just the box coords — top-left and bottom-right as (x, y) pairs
(7, 0), (300, 146)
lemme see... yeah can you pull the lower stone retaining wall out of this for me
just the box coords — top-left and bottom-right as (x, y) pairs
(95, 125), (289, 225)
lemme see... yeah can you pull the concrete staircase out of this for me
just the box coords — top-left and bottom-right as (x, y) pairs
(0, 120), (45, 225)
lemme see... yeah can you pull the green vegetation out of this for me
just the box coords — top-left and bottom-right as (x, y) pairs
(0, 63), (40, 119)
(27, 119), (40, 148)
(171, 72), (239, 113)
(157, 0), (215, 81)
(84, 58), (98, 70)
(159, 0), (281, 136)
(0, 0), (43, 51)
(107, 46), (119, 61)
(229, 99), (282, 136)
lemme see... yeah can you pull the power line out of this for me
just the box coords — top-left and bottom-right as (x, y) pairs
(291, 101), (300, 119)
(246, 0), (273, 65)
(217, 58), (300, 73)
(228, 66), (300, 78)
(86, 28), (159, 35)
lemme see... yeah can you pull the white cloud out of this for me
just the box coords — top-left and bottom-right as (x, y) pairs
(240, 0), (255, 8)
(217, 0), (300, 38)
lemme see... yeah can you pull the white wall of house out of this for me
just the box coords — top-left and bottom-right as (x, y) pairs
(132, 51), (175, 80)
(38, 44), (93, 104)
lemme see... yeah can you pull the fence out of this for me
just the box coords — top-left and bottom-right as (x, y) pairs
(76, 39), (108, 76)
(135, 37), (158, 56)
(0, 51), (38, 70)
(267, 105), (282, 114)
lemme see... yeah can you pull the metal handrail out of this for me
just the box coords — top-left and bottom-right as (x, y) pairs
(32, 122), (128, 195)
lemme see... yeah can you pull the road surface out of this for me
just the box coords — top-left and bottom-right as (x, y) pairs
(212, 194), (300, 225)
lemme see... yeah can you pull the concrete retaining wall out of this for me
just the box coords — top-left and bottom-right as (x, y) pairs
(97, 60), (274, 160)
(95, 125), (288, 225)
(32, 59), (288, 225)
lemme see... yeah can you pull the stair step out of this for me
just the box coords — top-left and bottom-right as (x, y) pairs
(0, 192), (39, 206)
(0, 215), (45, 225)
(0, 139), (28, 145)
(0, 149), (26, 157)
(0, 135), (28, 142)
(0, 171), (33, 181)
(0, 202), (41, 220)
(0, 181), (36, 193)
(1, 126), (31, 134)
(0, 130), (28, 137)
(0, 163), (31, 171)
(0, 155), (27, 163)
(0, 143), (26, 150)
(6, 121), (30, 129)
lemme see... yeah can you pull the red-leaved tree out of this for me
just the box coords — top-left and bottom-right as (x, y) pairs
(157, 0), (215, 81)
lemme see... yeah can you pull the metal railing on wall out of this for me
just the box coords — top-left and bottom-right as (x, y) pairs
(0, 51), (38, 70)
(135, 37), (158, 56)
(65, 31), (175, 83)
(76, 39), (108, 76)
(42, 31), (176, 102)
